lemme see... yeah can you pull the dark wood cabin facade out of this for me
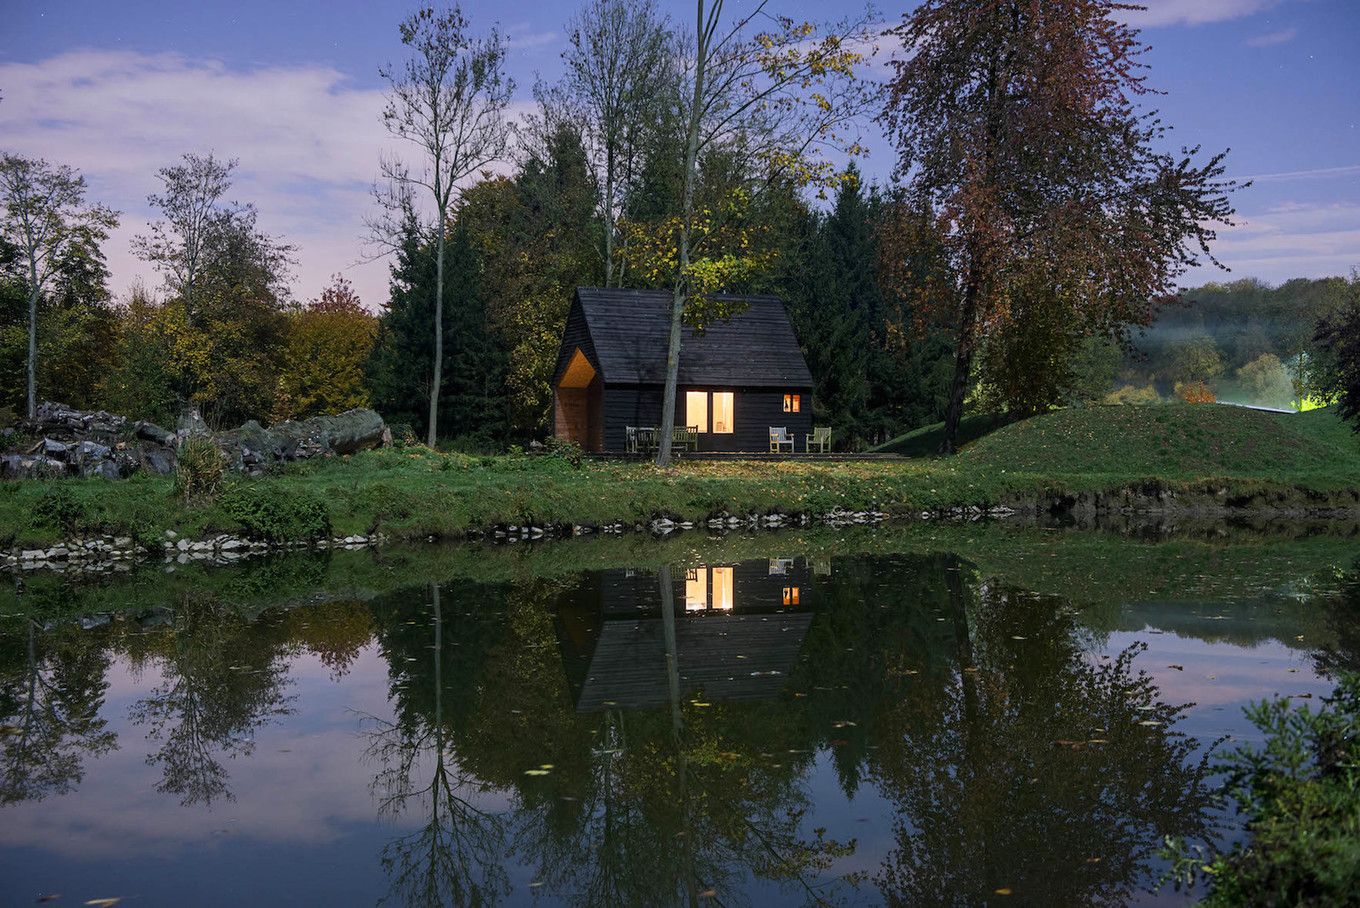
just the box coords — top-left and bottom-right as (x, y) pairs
(551, 288), (814, 454)
(554, 558), (815, 712)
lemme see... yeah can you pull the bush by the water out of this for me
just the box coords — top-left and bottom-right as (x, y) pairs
(174, 436), (227, 504)
(1164, 672), (1360, 905)
(28, 485), (84, 535)
(220, 485), (331, 542)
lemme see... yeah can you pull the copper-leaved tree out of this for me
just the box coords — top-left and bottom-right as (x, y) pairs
(878, 0), (1240, 452)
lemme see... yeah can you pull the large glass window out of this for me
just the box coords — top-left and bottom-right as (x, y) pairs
(686, 391), (708, 433)
(712, 567), (734, 610)
(713, 392), (734, 434)
(685, 568), (708, 611)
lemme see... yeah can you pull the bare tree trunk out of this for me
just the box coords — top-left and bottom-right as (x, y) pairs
(429, 218), (445, 448)
(26, 285), (38, 420)
(940, 259), (981, 455)
(655, 0), (711, 468)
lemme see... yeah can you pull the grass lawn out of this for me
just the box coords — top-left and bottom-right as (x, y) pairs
(3, 404), (1359, 552)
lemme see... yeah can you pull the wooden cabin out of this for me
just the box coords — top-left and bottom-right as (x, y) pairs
(553, 559), (815, 712)
(551, 287), (814, 454)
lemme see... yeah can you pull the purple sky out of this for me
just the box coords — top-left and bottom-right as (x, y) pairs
(4, 0), (1357, 312)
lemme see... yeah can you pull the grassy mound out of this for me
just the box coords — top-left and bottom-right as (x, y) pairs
(870, 413), (1012, 457)
(959, 404), (1360, 479)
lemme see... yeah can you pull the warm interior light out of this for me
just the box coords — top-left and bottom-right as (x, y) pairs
(712, 567), (734, 610)
(713, 392), (734, 433)
(686, 391), (708, 433)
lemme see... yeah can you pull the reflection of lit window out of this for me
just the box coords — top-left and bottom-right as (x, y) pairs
(782, 586), (800, 606)
(768, 558), (793, 575)
(783, 394), (800, 413)
(686, 391), (708, 433)
(685, 568), (708, 611)
(713, 392), (734, 434)
(712, 567), (734, 610)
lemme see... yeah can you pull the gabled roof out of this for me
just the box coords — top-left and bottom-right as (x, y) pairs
(569, 287), (812, 387)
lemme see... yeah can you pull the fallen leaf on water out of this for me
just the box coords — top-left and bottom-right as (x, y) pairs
(525, 769), (550, 776)
(36, 896), (60, 903)
(84, 900), (120, 907)
(994, 889), (1013, 896)
(832, 720), (857, 728)
(699, 890), (718, 898)
(1167, 665), (1183, 671)
(528, 882), (545, 889)
(1291, 693), (1313, 699)
(829, 739), (849, 747)
(1139, 720), (1161, 726)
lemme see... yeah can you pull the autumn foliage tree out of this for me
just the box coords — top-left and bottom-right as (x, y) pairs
(646, 0), (877, 466)
(276, 276), (377, 420)
(879, 0), (1239, 451)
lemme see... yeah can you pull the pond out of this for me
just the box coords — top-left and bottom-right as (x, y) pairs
(2, 522), (1357, 906)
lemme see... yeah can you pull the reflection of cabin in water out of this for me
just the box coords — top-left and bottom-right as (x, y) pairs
(550, 287), (814, 454)
(555, 558), (814, 712)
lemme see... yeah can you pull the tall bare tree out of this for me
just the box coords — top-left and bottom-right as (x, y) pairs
(651, 0), (876, 466)
(0, 154), (118, 418)
(131, 152), (235, 323)
(372, 6), (514, 447)
(561, 0), (677, 287)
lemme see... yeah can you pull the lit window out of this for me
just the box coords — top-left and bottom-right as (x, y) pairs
(686, 391), (708, 433)
(783, 586), (800, 606)
(784, 394), (801, 413)
(713, 567), (734, 610)
(685, 568), (708, 611)
(713, 392), (734, 433)
(792, 395), (800, 413)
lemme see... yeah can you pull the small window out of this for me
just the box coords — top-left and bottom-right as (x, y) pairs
(783, 586), (800, 606)
(784, 394), (801, 413)
(713, 392), (734, 433)
(686, 391), (708, 433)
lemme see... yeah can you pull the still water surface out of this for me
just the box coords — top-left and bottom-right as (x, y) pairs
(2, 525), (1356, 906)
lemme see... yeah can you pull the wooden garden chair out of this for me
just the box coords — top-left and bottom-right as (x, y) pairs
(769, 426), (794, 454)
(806, 425), (831, 453)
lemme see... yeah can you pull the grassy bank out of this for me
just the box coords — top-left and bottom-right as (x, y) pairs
(2, 404), (1359, 552)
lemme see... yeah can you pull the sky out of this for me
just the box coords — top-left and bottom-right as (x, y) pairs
(3, 0), (1358, 313)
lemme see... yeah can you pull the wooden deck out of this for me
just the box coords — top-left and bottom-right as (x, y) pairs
(595, 452), (908, 463)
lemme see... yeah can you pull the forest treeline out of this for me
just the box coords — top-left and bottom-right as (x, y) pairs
(4, 0), (1359, 451)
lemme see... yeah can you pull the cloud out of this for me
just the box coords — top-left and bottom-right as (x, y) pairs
(1245, 26), (1299, 47)
(1181, 201), (1360, 285)
(1117, 0), (1285, 28)
(0, 49), (529, 311)
(506, 28), (559, 51)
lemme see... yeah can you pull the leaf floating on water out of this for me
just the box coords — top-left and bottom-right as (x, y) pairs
(1167, 665), (1184, 671)
(36, 896), (60, 903)
(525, 769), (551, 776)
(1288, 669), (1300, 673)
(1291, 693), (1314, 699)
(1138, 720), (1161, 726)
(994, 889), (1013, 896)
(699, 890), (718, 899)
(831, 720), (857, 728)
(528, 882), (545, 889)
(1011, 635), (1027, 640)
(84, 901), (121, 907)
(749, 670), (781, 677)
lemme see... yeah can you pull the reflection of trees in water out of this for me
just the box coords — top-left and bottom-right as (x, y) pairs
(869, 561), (1219, 906)
(364, 583), (510, 908)
(367, 572), (861, 907)
(127, 592), (295, 806)
(0, 618), (116, 804)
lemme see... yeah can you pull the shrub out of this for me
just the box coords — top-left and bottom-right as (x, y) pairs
(1162, 672), (1360, 905)
(1105, 384), (1162, 406)
(1175, 381), (1217, 404)
(220, 485), (331, 542)
(29, 485), (84, 535)
(174, 436), (227, 504)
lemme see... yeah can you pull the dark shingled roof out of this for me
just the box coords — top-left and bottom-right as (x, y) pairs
(574, 287), (812, 386)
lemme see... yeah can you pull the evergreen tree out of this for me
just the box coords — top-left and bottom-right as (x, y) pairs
(368, 214), (508, 446)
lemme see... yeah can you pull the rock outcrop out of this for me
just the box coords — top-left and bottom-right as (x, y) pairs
(4, 402), (386, 480)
